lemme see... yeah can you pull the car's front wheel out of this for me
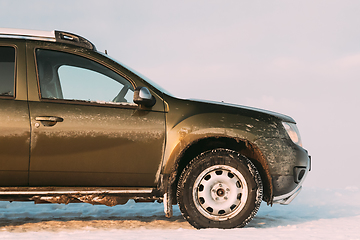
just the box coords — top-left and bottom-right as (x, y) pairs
(177, 148), (263, 229)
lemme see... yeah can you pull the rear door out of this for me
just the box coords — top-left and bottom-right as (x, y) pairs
(26, 45), (165, 187)
(0, 41), (30, 186)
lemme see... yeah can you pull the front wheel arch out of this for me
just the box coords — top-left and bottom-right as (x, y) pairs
(169, 137), (272, 205)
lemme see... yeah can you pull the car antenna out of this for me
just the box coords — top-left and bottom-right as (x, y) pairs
(105, 50), (108, 55)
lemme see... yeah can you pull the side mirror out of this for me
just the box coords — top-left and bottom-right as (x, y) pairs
(133, 87), (156, 108)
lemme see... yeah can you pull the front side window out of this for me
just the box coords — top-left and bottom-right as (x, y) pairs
(0, 46), (15, 97)
(36, 49), (134, 104)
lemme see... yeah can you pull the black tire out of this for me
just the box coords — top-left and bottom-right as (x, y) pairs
(177, 148), (263, 229)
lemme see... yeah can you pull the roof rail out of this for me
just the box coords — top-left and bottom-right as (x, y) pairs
(0, 28), (55, 41)
(0, 28), (96, 50)
(54, 31), (96, 50)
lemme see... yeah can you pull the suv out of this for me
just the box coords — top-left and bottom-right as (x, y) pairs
(0, 28), (310, 229)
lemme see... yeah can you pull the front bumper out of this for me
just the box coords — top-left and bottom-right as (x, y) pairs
(272, 155), (311, 205)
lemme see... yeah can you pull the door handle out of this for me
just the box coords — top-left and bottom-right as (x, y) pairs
(35, 116), (64, 127)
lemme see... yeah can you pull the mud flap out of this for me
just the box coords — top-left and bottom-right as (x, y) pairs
(164, 192), (173, 218)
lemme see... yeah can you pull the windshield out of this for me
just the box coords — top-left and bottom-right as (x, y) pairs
(98, 52), (173, 96)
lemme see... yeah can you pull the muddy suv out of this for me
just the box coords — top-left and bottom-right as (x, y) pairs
(0, 28), (310, 229)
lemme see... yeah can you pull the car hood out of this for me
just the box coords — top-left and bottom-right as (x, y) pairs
(187, 98), (296, 123)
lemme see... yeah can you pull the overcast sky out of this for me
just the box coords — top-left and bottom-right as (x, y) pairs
(1, 0), (360, 188)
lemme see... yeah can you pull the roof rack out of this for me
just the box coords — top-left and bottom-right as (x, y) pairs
(0, 28), (96, 50)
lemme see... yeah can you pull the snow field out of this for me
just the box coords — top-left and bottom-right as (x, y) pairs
(0, 187), (359, 239)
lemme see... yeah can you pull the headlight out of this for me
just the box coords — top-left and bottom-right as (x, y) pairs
(282, 122), (303, 147)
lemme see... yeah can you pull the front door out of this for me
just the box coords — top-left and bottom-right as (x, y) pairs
(28, 49), (165, 187)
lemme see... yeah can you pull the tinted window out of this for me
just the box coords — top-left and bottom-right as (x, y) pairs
(36, 49), (134, 104)
(0, 46), (15, 97)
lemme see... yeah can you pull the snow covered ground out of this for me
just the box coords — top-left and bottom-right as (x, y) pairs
(0, 186), (359, 239)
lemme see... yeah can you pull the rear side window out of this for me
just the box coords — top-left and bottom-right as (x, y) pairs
(0, 46), (15, 97)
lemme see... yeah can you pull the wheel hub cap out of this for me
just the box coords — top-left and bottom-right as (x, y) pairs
(211, 183), (229, 202)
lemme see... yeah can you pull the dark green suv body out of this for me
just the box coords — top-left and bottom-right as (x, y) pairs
(0, 28), (310, 229)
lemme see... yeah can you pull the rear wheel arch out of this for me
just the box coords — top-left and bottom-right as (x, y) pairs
(169, 137), (273, 204)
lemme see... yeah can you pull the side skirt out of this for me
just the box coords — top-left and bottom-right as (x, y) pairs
(0, 187), (162, 206)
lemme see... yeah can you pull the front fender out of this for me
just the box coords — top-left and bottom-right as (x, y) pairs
(162, 112), (262, 174)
